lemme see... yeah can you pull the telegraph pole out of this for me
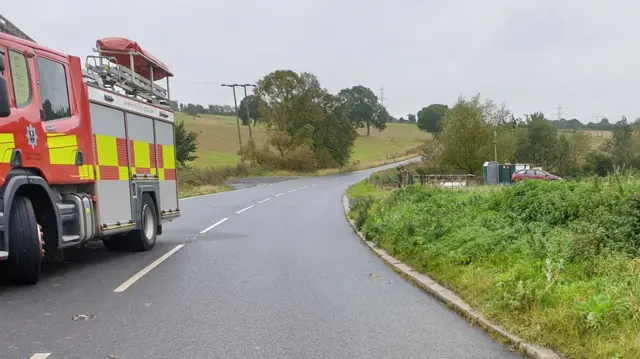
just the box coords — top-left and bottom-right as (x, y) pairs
(221, 84), (242, 147)
(239, 84), (256, 140)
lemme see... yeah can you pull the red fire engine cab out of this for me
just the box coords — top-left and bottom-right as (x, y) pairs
(0, 15), (180, 284)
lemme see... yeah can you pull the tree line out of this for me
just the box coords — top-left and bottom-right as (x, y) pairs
(419, 95), (638, 178)
(412, 103), (640, 134)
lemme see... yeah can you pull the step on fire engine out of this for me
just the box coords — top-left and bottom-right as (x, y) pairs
(0, 14), (180, 284)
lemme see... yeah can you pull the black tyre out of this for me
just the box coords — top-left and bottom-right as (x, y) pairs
(102, 194), (157, 252)
(1, 196), (42, 284)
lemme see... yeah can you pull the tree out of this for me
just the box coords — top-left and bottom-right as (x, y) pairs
(252, 69), (356, 170)
(407, 113), (417, 123)
(312, 93), (357, 167)
(606, 116), (637, 167)
(417, 104), (449, 134)
(514, 112), (559, 168)
(174, 120), (199, 167)
(371, 102), (388, 132)
(337, 85), (385, 135)
(238, 94), (263, 126)
(565, 130), (592, 169)
(440, 96), (492, 174)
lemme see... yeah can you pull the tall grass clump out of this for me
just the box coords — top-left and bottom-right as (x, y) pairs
(352, 174), (640, 358)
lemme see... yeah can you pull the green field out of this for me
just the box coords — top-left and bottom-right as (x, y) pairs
(178, 113), (429, 169)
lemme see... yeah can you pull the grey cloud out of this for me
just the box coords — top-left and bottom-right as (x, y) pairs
(4, 0), (639, 122)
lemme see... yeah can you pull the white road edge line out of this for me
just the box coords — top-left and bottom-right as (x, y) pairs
(275, 192), (285, 197)
(200, 217), (229, 234)
(30, 354), (51, 359)
(288, 189), (297, 193)
(258, 198), (271, 204)
(114, 245), (185, 293)
(236, 205), (255, 214)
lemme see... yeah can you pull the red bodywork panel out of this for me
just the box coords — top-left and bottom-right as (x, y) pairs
(0, 33), (96, 188)
(96, 37), (173, 81)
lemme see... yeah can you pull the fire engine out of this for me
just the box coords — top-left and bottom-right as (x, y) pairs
(0, 14), (180, 284)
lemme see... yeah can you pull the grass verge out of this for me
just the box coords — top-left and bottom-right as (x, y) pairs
(178, 184), (233, 199)
(347, 173), (640, 359)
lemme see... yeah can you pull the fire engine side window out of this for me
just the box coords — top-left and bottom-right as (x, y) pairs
(8, 50), (31, 107)
(36, 57), (71, 121)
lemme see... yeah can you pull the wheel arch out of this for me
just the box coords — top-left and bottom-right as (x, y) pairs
(1, 173), (62, 256)
(134, 182), (161, 235)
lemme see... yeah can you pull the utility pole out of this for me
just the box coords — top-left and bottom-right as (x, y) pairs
(494, 129), (498, 162)
(221, 84), (242, 147)
(239, 84), (256, 140)
(596, 115), (606, 137)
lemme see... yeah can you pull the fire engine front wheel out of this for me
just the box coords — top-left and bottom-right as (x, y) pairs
(103, 194), (157, 252)
(1, 196), (42, 284)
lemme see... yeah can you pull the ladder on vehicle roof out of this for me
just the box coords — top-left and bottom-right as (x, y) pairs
(0, 14), (35, 42)
(85, 56), (169, 106)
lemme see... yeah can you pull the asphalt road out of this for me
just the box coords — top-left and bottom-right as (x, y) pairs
(0, 160), (520, 359)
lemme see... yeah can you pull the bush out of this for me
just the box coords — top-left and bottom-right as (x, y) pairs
(353, 176), (640, 358)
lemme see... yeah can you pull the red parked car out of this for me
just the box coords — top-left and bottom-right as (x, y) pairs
(512, 169), (562, 182)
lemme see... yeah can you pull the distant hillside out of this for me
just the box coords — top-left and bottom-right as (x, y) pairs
(177, 113), (429, 168)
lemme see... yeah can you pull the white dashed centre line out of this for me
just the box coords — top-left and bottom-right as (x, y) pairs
(311, 184), (318, 187)
(300, 186), (308, 189)
(321, 181), (328, 183)
(236, 205), (255, 214)
(30, 354), (51, 359)
(288, 189), (297, 193)
(200, 217), (228, 234)
(114, 245), (185, 293)
(275, 192), (285, 197)
(258, 198), (271, 204)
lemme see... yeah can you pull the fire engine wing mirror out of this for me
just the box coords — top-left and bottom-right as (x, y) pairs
(0, 75), (10, 117)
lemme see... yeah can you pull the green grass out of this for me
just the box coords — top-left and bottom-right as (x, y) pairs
(178, 112), (429, 169)
(348, 174), (640, 359)
(347, 179), (391, 200)
(178, 184), (233, 199)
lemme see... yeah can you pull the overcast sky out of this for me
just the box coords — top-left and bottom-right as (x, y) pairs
(3, 1), (637, 122)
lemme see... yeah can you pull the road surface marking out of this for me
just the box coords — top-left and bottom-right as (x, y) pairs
(258, 198), (271, 204)
(114, 245), (185, 293)
(200, 217), (228, 234)
(311, 184), (318, 187)
(321, 181), (328, 183)
(236, 205), (255, 214)
(30, 354), (51, 359)
(288, 189), (297, 193)
(300, 186), (308, 189)
(275, 192), (285, 197)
